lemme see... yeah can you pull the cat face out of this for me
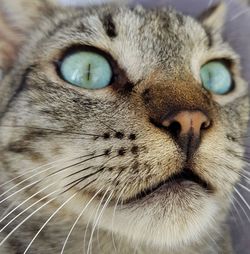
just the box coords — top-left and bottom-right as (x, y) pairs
(0, 0), (249, 251)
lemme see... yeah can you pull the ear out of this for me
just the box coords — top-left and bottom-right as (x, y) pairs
(0, 0), (55, 73)
(199, 2), (227, 34)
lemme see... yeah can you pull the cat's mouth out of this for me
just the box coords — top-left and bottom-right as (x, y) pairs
(125, 169), (213, 204)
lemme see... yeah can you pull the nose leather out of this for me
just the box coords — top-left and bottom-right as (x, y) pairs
(162, 111), (210, 136)
(162, 110), (211, 157)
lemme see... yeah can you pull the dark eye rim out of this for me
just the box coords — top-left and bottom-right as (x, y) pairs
(201, 58), (236, 95)
(54, 44), (129, 90)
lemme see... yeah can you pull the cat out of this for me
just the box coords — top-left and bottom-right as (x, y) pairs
(0, 0), (249, 253)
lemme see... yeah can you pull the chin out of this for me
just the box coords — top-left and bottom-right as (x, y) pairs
(97, 181), (222, 250)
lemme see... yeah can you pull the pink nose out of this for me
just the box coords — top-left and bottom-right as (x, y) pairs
(162, 110), (210, 137)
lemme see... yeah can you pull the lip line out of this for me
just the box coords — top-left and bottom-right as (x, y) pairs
(123, 168), (213, 204)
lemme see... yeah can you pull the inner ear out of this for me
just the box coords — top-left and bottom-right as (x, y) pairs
(198, 3), (227, 34)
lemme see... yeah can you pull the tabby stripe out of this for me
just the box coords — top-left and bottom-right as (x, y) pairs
(0, 65), (35, 120)
(102, 14), (117, 38)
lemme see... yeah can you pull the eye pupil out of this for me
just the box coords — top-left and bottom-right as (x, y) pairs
(60, 50), (112, 89)
(87, 64), (91, 81)
(200, 61), (233, 95)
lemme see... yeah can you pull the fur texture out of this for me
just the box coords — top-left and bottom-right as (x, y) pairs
(0, 1), (249, 253)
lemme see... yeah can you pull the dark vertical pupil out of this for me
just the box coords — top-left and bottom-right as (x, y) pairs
(208, 71), (212, 82)
(87, 64), (91, 81)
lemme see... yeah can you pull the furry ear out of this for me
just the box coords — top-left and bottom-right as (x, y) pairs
(199, 2), (227, 34)
(0, 0), (55, 73)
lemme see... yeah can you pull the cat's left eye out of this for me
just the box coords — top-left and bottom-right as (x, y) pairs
(60, 51), (112, 89)
(200, 61), (233, 95)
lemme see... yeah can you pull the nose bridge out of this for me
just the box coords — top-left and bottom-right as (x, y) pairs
(141, 78), (212, 121)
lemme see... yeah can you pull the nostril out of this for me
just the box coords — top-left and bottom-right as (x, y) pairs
(150, 117), (182, 138)
(201, 119), (211, 130)
(168, 121), (181, 138)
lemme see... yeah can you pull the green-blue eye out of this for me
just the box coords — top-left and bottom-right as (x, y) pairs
(60, 51), (112, 89)
(200, 61), (233, 95)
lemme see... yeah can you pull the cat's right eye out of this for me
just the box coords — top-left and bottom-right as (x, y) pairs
(60, 51), (112, 89)
(200, 61), (233, 95)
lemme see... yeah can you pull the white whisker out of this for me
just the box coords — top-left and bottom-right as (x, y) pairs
(60, 187), (103, 254)
(230, 9), (250, 22)
(0, 179), (40, 204)
(233, 195), (250, 222)
(0, 154), (95, 204)
(0, 156), (69, 189)
(0, 182), (55, 224)
(238, 183), (250, 192)
(0, 189), (59, 233)
(234, 188), (250, 212)
(111, 185), (127, 254)
(23, 191), (80, 254)
(0, 192), (59, 247)
(87, 191), (113, 254)
(0, 200), (17, 220)
(84, 189), (109, 253)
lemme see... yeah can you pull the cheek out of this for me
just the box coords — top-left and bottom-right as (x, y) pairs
(194, 121), (244, 195)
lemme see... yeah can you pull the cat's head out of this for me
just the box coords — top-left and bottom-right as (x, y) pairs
(0, 0), (249, 250)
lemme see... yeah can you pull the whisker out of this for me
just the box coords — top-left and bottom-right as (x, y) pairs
(65, 166), (93, 178)
(234, 188), (250, 212)
(111, 185), (127, 253)
(238, 183), (250, 192)
(237, 172), (250, 183)
(63, 168), (103, 193)
(0, 200), (17, 221)
(65, 153), (119, 179)
(98, 120), (117, 134)
(87, 190), (113, 254)
(51, 153), (105, 176)
(0, 179), (40, 205)
(23, 190), (82, 254)
(242, 170), (250, 177)
(0, 153), (96, 204)
(0, 156), (68, 189)
(0, 182), (55, 224)
(0, 191), (59, 246)
(0, 189), (59, 233)
(84, 189), (109, 253)
(64, 154), (120, 193)
(231, 196), (245, 225)
(0, 153), (92, 198)
(230, 9), (250, 22)
(233, 195), (250, 223)
(60, 187), (104, 254)
(83, 212), (92, 253)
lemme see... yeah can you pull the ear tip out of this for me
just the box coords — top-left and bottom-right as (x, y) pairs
(216, 1), (227, 13)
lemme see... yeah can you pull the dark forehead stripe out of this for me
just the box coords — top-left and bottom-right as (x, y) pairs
(101, 13), (117, 38)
